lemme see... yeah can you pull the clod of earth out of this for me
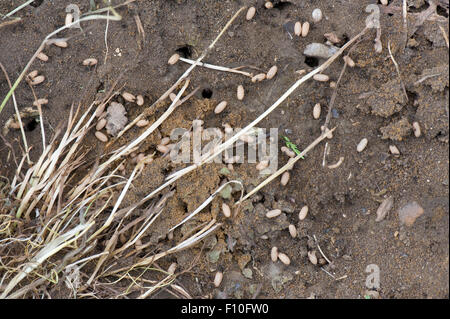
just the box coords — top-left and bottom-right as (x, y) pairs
(367, 79), (406, 117)
(106, 102), (128, 136)
(380, 117), (412, 141)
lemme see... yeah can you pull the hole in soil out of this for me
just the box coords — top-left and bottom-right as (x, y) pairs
(406, 90), (418, 103)
(96, 82), (104, 93)
(29, 0), (44, 7)
(25, 118), (38, 132)
(437, 5), (449, 18)
(304, 56), (319, 67)
(408, 2), (430, 13)
(202, 88), (213, 99)
(273, 1), (292, 10)
(176, 45), (193, 58)
(335, 33), (349, 48)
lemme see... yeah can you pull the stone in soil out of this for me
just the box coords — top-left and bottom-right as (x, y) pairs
(375, 196), (394, 222)
(106, 102), (128, 136)
(398, 201), (424, 226)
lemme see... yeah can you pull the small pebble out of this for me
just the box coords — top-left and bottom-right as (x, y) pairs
(266, 65), (278, 80)
(82, 58), (98, 66)
(301, 22), (310, 37)
(95, 131), (108, 142)
(299, 205), (308, 220)
(329, 81), (336, 88)
(398, 201), (424, 226)
(136, 119), (149, 127)
(288, 224), (297, 238)
(136, 95), (144, 106)
(214, 271), (223, 287)
(304, 43), (338, 59)
(33, 98), (48, 106)
(251, 73), (266, 83)
(37, 52), (49, 62)
(331, 108), (339, 118)
(246, 6), (256, 20)
(313, 74), (329, 82)
(265, 1), (273, 9)
(278, 252), (291, 265)
(266, 209), (282, 218)
(380, 0), (388, 5)
(280, 171), (290, 186)
(343, 55), (355, 67)
(271, 247), (278, 262)
(30, 75), (45, 85)
(375, 196), (394, 222)
(389, 145), (400, 155)
(96, 118), (107, 131)
(65, 13), (73, 26)
(412, 121), (421, 137)
(122, 92), (136, 102)
(294, 21), (302, 36)
(312, 8), (323, 23)
(222, 203), (231, 218)
(357, 138), (368, 152)
(237, 85), (244, 100)
(214, 101), (228, 114)
(308, 251), (318, 265)
(313, 103), (321, 119)
(168, 53), (180, 65)
(167, 263), (177, 275)
(53, 40), (68, 48)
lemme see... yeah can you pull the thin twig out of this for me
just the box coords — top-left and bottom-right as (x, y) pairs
(0, 62), (31, 165)
(439, 25), (449, 49)
(402, 0), (408, 50)
(313, 234), (332, 265)
(179, 57), (253, 77)
(387, 40), (408, 102)
(1, 0), (35, 20)
(26, 82), (46, 151)
(0, 18), (21, 29)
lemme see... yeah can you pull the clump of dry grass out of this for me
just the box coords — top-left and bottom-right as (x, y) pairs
(0, 100), (215, 299)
